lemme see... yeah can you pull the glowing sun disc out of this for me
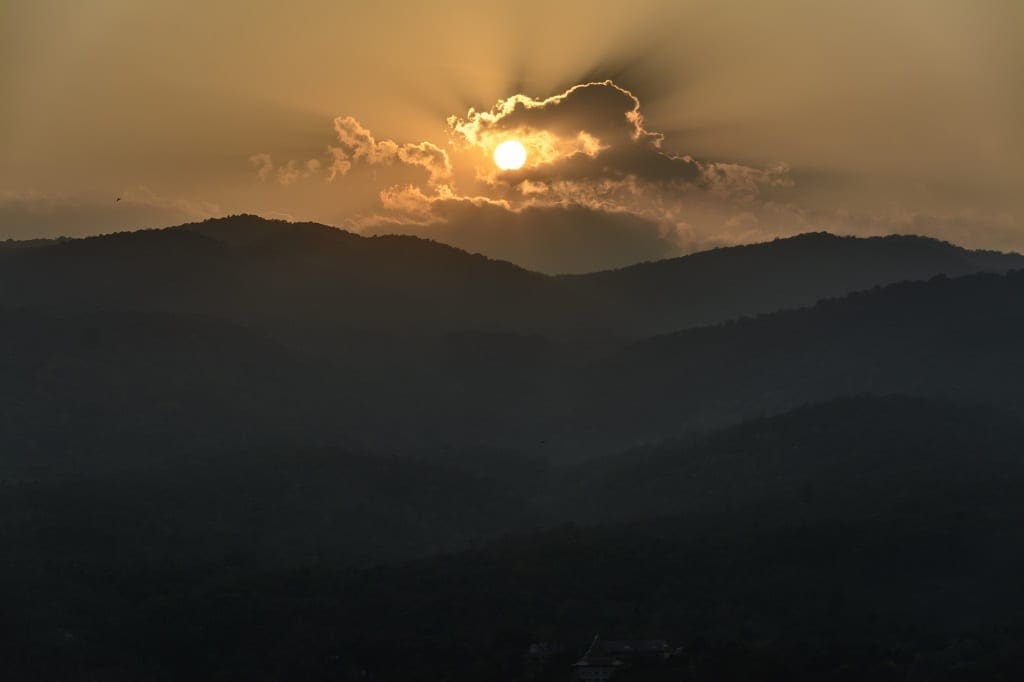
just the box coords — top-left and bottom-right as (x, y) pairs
(494, 139), (527, 170)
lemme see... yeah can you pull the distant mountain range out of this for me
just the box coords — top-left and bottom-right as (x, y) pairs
(2, 214), (1020, 342)
(6, 214), (1024, 679)
(2, 214), (1024, 460)
(565, 268), (1024, 451)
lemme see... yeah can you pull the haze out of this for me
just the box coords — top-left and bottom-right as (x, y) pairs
(2, 0), (1022, 272)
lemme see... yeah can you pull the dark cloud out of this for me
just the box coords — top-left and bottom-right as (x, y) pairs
(295, 81), (807, 271)
(445, 80), (796, 195)
(251, 79), (1021, 273)
(447, 81), (707, 184)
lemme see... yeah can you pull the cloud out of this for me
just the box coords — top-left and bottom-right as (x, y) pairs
(249, 153), (274, 181)
(448, 80), (663, 150)
(327, 147), (353, 181)
(447, 80), (705, 186)
(277, 159), (322, 185)
(438, 81), (798, 232)
(251, 117), (453, 187)
(700, 162), (794, 201)
(327, 116), (452, 186)
(251, 80), (1022, 271)
(376, 184), (510, 218)
(246, 80), (809, 270)
(249, 154), (322, 185)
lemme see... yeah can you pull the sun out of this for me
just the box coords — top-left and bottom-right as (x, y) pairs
(493, 139), (527, 170)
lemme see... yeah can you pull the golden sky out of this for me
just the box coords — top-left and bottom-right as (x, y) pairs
(2, 0), (1022, 272)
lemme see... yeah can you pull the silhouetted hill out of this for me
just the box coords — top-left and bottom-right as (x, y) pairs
(3, 447), (533, 572)
(1, 216), (1020, 348)
(0, 307), (372, 469)
(0, 216), (559, 339)
(7, 216), (1024, 681)
(11, 396), (1024, 680)
(565, 269), (1024, 451)
(555, 395), (1024, 525)
(562, 231), (1024, 334)
(0, 237), (66, 250)
(5, 234), (1024, 458)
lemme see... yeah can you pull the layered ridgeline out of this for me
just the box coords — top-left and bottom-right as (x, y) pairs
(2, 214), (1024, 460)
(1, 214), (1020, 340)
(11, 396), (1024, 680)
(6, 216), (1024, 679)
(568, 268), (1024, 452)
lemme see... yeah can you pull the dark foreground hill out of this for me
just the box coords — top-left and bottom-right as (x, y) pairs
(2, 447), (533, 572)
(555, 395), (1024, 526)
(8, 396), (1024, 680)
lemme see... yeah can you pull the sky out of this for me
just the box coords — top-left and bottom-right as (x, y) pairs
(2, 0), (1022, 273)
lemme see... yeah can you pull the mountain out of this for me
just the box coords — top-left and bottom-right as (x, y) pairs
(321, 394), (1024, 680)
(561, 231), (1024, 335)
(11, 396), (1024, 680)
(3, 447), (534, 572)
(563, 269), (1024, 452)
(2, 216), (1020, 348)
(0, 216), (561, 339)
(555, 395), (1024, 525)
(4, 218), (1024, 458)
(6, 212), (1024, 679)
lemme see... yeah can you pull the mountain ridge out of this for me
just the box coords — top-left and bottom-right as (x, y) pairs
(2, 214), (1022, 343)
(6, 214), (1021, 276)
